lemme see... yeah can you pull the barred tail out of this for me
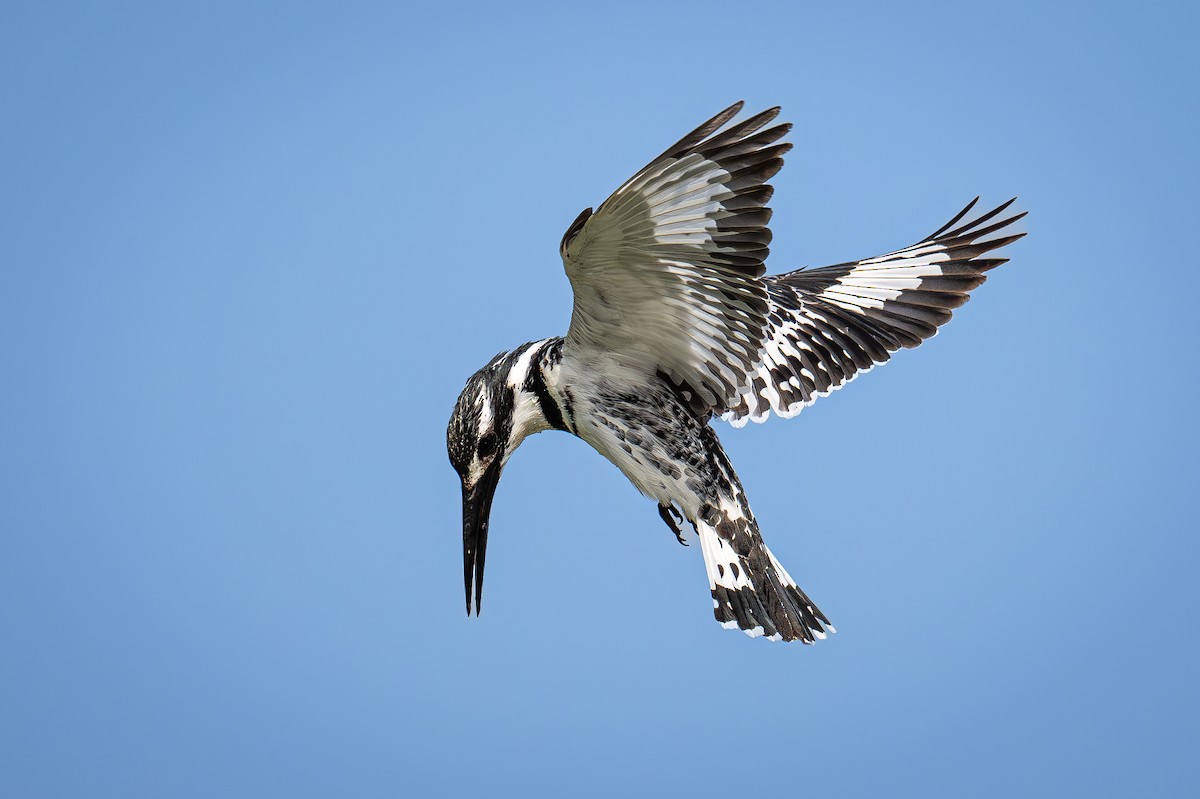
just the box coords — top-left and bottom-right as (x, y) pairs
(695, 511), (833, 643)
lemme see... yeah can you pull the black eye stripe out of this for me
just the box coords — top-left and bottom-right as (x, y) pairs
(477, 431), (498, 458)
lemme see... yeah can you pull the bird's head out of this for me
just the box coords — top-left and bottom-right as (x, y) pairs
(447, 342), (558, 617)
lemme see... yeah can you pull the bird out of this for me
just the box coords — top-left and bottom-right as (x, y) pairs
(447, 101), (1024, 642)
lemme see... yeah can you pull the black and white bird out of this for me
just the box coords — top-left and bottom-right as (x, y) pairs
(447, 102), (1023, 642)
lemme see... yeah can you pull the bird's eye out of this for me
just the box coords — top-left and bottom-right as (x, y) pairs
(477, 432), (498, 459)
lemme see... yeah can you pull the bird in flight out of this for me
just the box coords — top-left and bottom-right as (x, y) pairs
(447, 102), (1024, 642)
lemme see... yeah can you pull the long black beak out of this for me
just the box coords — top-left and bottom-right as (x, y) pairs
(462, 463), (502, 616)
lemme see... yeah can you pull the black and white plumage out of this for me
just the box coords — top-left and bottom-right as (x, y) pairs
(447, 102), (1024, 642)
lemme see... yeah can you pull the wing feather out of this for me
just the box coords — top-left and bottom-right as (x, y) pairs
(721, 199), (1026, 426)
(561, 103), (787, 413)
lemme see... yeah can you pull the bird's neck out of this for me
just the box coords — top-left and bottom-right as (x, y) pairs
(505, 338), (573, 450)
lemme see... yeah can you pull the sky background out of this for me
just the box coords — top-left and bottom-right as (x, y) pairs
(2, 2), (1197, 796)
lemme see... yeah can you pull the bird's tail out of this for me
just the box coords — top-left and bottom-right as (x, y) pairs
(695, 507), (833, 643)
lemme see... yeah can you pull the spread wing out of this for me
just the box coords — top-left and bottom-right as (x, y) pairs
(561, 102), (788, 414)
(722, 198), (1026, 426)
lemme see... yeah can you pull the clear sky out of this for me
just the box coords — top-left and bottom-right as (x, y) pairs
(2, 2), (1196, 796)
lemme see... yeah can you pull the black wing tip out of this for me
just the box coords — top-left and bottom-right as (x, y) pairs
(928, 197), (1027, 243)
(664, 102), (790, 162)
(699, 100), (745, 134)
(747, 105), (782, 125)
(927, 197), (980, 240)
(968, 217), (1028, 245)
(717, 101), (783, 122)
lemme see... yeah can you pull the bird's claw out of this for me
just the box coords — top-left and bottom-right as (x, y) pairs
(658, 503), (688, 546)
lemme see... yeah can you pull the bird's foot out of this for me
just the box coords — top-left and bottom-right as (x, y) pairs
(658, 503), (688, 546)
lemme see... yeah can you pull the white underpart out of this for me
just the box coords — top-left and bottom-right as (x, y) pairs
(562, 359), (699, 511)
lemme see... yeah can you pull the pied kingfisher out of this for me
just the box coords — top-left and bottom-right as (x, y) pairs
(448, 102), (1023, 642)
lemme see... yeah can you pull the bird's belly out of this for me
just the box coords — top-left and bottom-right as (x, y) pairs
(581, 424), (690, 507)
(572, 401), (708, 519)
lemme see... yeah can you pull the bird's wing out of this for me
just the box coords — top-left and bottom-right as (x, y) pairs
(561, 102), (787, 414)
(721, 198), (1026, 426)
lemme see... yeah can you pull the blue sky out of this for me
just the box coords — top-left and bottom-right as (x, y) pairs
(2, 2), (1196, 796)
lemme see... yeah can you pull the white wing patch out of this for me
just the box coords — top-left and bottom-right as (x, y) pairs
(722, 198), (1026, 426)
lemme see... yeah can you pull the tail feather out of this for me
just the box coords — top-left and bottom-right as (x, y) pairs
(695, 509), (832, 643)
